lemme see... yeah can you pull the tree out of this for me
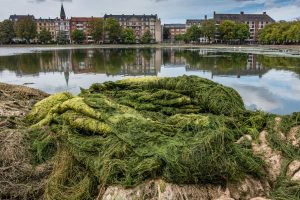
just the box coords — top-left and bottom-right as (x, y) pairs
(15, 18), (37, 43)
(185, 25), (201, 43)
(258, 21), (300, 44)
(175, 34), (188, 43)
(235, 23), (250, 43)
(38, 28), (52, 44)
(71, 29), (85, 44)
(121, 28), (135, 44)
(219, 20), (236, 42)
(141, 30), (152, 44)
(163, 27), (170, 41)
(105, 18), (122, 43)
(0, 20), (15, 44)
(57, 31), (68, 44)
(88, 18), (104, 43)
(201, 19), (216, 43)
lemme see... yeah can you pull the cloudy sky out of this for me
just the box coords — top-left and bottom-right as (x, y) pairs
(1, 0), (300, 23)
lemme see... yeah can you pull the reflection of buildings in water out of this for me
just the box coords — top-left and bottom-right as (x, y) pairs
(71, 51), (94, 74)
(38, 50), (73, 85)
(121, 49), (162, 76)
(182, 52), (269, 78)
(167, 51), (187, 66)
(246, 54), (265, 78)
(197, 49), (209, 56)
(212, 54), (268, 78)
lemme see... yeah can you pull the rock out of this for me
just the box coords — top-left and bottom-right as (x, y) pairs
(287, 126), (300, 148)
(228, 176), (270, 200)
(236, 134), (252, 144)
(252, 131), (282, 183)
(250, 198), (271, 200)
(101, 177), (270, 200)
(287, 160), (300, 181)
(101, 180), (230, 200)
(274, 117), (286, 141)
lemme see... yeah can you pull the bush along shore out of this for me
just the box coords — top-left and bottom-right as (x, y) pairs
(1, 76), (300, 200)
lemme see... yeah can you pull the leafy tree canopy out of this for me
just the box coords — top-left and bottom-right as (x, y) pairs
(105, 18), (122, 43)
(88, 18), (104, 43)
(121, 28), (135, 44)
(71, 29), (85, 44)
(0, 20), (15, 44)
(38, 28), (52, 44)
(15, 18), (37, 43)
(141, 30), (152, 44)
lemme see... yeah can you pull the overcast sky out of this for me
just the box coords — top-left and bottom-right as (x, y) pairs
(1, 0), (300, 23)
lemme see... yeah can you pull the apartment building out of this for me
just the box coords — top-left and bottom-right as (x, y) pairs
(35, 18), (57, 40)
(163, 24), (186, 42)
(9, 14), (35, 22)
(214, 11), (275, 42)
(104, 14), (162, 43)
(185, 16), (207, 29)
(70, 17), (102, 43)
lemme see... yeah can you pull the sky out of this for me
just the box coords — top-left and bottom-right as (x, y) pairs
(1, 0), (300, 23)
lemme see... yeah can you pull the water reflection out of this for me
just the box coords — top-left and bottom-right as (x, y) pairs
(0, 48), (300, 114)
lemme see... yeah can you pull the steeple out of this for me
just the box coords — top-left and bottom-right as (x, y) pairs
(60, 3), (66, 20)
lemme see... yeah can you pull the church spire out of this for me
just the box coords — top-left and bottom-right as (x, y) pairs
(60, 3), (66, 20)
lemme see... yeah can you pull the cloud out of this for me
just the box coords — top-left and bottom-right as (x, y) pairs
(30, 0), (72, 2)
(1, 0), (300, 23)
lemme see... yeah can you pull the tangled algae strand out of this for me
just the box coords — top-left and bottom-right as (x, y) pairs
(28, 76), (291, 199)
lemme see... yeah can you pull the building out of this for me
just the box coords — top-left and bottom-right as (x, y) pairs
(104, 14), (162, 43)
(213, 11), (275, 42)
(35, 18), (57, 41)
(55, 4), (70, 42)
(34, 4), (70, 42)
(70, 17), (102, 43)
(163, 24), (186, 42)
(9, 14), (35, 22)
(185, 16), (207, 29)
(186, 16), (210, 43)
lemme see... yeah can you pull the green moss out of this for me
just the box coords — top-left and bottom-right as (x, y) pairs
(27, 76), (300, 199)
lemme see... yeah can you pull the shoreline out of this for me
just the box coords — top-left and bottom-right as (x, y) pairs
(0, 43), (300, 50)
(1, 44), (300, 57)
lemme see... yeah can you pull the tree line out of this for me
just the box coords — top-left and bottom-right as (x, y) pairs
(0, 18), (154, 44)
(258, 21), (300, 44)
(167, 19), (250, 44)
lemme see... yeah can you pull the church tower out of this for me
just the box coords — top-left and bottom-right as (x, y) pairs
(60, 4), (66, 20)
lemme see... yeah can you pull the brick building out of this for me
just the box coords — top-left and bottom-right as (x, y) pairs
(104, 14), (162, 43)
(163, 24), (186, 42)
(70, 17), (102, 43)
(213, 11), (275, 42)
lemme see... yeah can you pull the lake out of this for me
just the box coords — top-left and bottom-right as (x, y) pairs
(0, 47), (300, 115)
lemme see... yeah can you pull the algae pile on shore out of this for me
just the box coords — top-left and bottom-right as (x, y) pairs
(26, 76), (300, 200)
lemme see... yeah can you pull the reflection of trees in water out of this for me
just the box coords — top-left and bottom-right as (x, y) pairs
(256, 55), (300, 76)
(0, 53), (41, 76)
(173, 50), (269, 77)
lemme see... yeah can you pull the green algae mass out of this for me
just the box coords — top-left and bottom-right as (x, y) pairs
(27, 76), (300, 200)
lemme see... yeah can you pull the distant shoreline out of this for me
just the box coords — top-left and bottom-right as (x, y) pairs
(1, 44), (300, 57)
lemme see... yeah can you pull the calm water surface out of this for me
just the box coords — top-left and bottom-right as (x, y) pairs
(1, 48), (300, 115)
